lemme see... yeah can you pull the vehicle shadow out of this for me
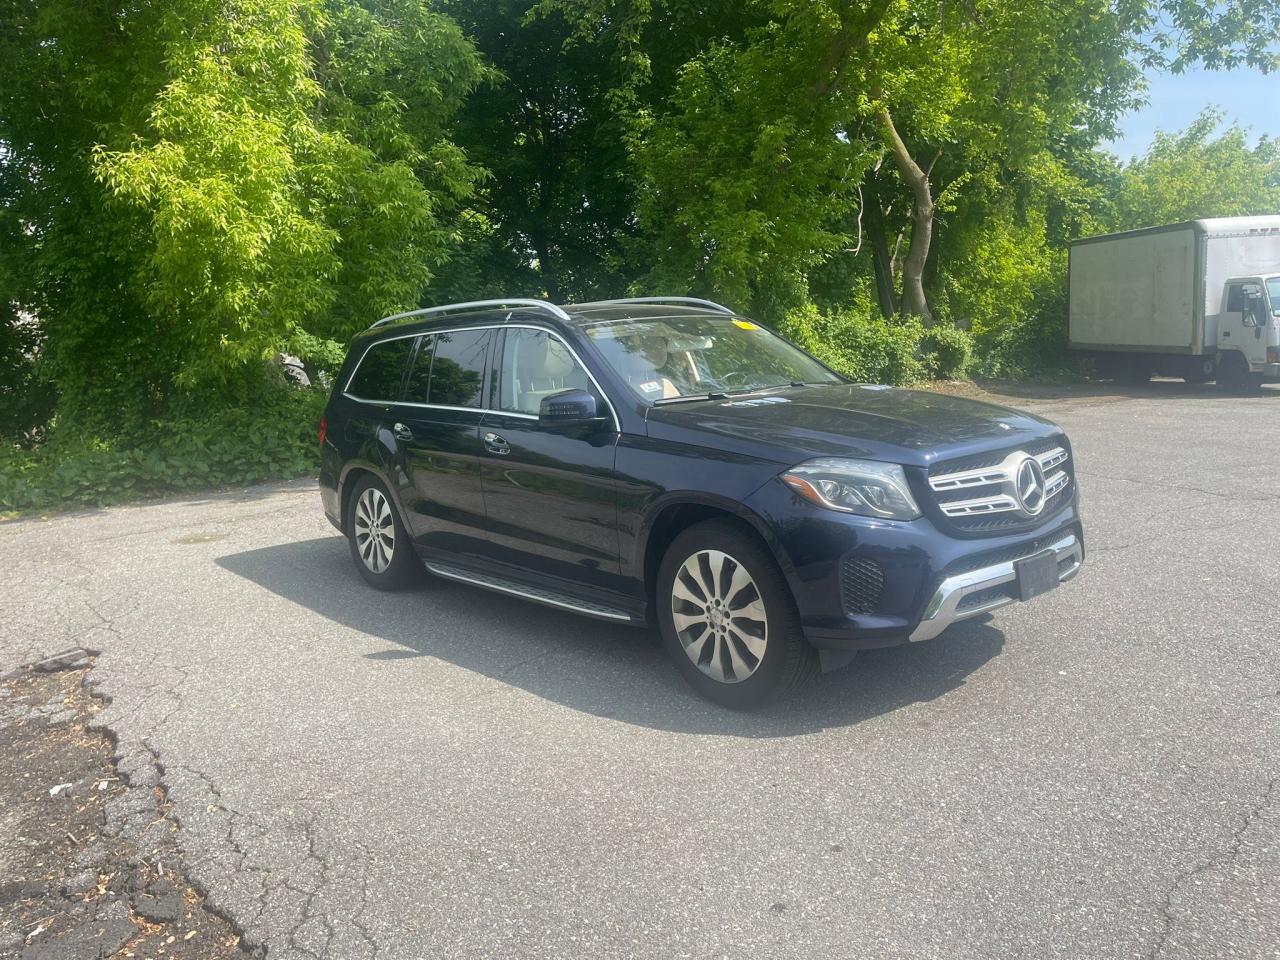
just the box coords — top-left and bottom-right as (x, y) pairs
(216, 537), (1005, 738)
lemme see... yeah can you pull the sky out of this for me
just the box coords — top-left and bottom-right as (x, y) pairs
(1108, 67), (1278, 159)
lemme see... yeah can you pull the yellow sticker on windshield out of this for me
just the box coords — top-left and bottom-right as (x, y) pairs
(732, 319), (759, 330)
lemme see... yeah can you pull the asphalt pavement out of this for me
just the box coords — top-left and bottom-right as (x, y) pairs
(2, 381), (1278, 960)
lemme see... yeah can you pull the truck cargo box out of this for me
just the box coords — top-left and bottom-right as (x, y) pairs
(1069, 217), (1280, 355)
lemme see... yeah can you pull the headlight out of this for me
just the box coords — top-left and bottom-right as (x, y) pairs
(781, 458), (921, 521)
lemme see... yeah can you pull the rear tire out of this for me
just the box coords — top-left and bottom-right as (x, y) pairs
(656, 519), (817, 709)
(346, 475), (421, 590)
(1115, 358), (1152, 385)
(1182, 357), (1215, 384)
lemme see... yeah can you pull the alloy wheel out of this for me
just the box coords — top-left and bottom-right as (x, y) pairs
(671, 549), (768, 683)
(354, 487), (395, 573)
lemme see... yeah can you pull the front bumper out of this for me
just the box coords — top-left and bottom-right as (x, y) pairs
(745, 475), (1084, 651)
(908, 533), (1083, 642)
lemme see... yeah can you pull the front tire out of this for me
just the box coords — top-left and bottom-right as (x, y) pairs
(346, 476), (421, 590)
(1216, 351), (1262, 395)
(656, 520), (817, 708)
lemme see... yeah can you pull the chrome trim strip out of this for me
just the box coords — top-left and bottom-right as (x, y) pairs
(424, 563), (634, 622)
(342, 322), (621, 432)
(939, 494), (1020, 517)
(909, 533), (1083, 643)
(1039, 448), (1068, 470)
(929, 447), (1068, 492)
(1044, 471), (1069, 498)
(371, 298), (571, 328)
(343, 398), (539, 420)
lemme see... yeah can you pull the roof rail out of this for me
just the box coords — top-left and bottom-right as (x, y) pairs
(594, 297), (735, 315)
(370, 298), (571, 330)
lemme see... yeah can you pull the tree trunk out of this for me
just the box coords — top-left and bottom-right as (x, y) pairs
(862, 172), (898, 318)
(531, 224), (560, 303)
(876, 104), (934, 325)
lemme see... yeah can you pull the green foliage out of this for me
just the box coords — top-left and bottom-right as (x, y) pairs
(779, 301), (925, 386)
(1109, 109), (1280, 229)
(0, 0), (482, 441)
(0, 312), (55, 446)
(917, 325), (971, 381)
(0, 380), (326, 514)
(440, 0), (639, 302)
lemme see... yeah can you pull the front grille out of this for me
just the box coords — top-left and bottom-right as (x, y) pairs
(840, 557), (885, 615)
(927, 437), (1074, 534)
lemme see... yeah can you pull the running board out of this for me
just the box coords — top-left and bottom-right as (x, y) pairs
(423, 561), (637, 623)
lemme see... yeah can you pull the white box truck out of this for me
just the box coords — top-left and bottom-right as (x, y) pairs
(1069, 216), (1280, 390)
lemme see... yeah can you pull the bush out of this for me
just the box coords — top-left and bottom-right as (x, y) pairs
(970, 303), (1070, 380)
(917, 324), (972, 380)
(779, 302), (926, 385)
(779, 302), (975, 385)
(0, 382), (326, 514)
(0, 315), (56, 445)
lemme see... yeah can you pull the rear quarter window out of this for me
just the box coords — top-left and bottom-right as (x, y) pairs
(426, 329), (490, 407)
(347, 337), (415, 401)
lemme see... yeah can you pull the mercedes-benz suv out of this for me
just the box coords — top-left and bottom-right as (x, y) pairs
(318, 297), (1084, 707)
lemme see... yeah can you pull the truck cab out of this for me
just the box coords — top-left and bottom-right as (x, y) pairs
(1216, 275), (1280, 389)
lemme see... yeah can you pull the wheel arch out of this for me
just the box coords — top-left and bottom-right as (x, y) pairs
(636, 493), (798, 610)
(338, 461), (399, 533)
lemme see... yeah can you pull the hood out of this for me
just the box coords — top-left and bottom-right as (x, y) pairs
(643, 383), (1062, 467)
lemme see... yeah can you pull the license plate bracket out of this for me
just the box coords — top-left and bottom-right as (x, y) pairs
(1014, 550), (1059, 602)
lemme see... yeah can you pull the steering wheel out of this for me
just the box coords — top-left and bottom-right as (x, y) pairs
(715, 371), (749, 388)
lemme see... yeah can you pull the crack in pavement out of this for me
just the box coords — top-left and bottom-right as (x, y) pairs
(1148, 776), (1279, 959)
(161, 759), (378, 960)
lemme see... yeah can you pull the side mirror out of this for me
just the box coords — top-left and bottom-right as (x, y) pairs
(1245, 291), (1265, 324)
(538, 388), (606, 427)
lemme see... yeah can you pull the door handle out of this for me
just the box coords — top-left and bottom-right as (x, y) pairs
(484, 432), (510, 455)
(392, 422), (413, 441)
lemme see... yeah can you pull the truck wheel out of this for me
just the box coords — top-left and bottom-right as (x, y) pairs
(1216, 352), (1262, 395)
(1183, 357), (1215, 384)
(1115, 357), (1152, 385)
(656, 519), (817, 709)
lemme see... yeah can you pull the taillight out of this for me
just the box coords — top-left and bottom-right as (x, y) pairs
(1269, 347), (1279, 364)
(317, 416), (327, 446)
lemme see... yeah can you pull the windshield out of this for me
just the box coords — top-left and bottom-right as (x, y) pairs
(582, 314), (840, 401)
(1268, 278), (1280, 317)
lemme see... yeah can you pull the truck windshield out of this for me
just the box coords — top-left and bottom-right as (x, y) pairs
(582, 314), (841, 401)
(1268, 278), (1280, 317)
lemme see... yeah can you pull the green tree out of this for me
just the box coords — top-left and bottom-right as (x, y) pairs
(0, 0), (483, 440)
(1110, 109), (1280, 229)
(441, 0), (639, 302)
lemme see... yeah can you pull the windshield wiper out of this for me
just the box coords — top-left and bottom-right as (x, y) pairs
(652, 392), (728, 405)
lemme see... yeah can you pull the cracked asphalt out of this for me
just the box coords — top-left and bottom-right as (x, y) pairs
(2, 382), (1278, 960)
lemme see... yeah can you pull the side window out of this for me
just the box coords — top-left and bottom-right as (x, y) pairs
(347, 337), (415, 402)
(403, 335), (435, 404)
(428, 329), (490, 407)
(497, 329), (590, 415)
(1226, 284), (1244, 313)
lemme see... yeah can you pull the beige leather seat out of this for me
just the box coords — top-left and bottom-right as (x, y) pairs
(514, 336), (588, 413)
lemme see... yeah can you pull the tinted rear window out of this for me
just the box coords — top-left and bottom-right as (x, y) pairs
(347, 337), (415, 401)
(427, 329), (490, 407)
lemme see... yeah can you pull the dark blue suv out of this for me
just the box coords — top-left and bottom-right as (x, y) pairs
(319, 298), (1084, 707)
